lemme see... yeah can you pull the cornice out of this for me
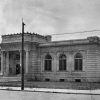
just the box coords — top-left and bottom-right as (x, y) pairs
(39, 36), (100, 47)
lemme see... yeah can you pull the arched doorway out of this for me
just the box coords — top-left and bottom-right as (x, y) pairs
(16, 64), (20, 74)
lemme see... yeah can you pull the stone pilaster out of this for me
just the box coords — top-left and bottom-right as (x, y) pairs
(52, 54), (57, 72)
(1, 51), (3, 75)
(6, 51), (9, 75)
(20, 51), (22, 74)
(68, 51), (74, 74)
(25, 50), (29, 73)
(20, 51), (22, 67)
(3, 52), (6, 76)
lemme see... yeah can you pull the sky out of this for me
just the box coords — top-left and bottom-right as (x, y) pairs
(0, 0), (100, 41)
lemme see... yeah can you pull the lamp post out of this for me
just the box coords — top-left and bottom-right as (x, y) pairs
(21, 20), (25, 90)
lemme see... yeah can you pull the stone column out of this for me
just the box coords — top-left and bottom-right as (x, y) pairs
(25, 50), (29, 73)
(20, 51), (22, 67)
(56, 53), (59, 71)
(1, 51), (3, 75)
(20, 51), (22, 73)
(3, 52), (6, 76)
(6, 51), (9, 75)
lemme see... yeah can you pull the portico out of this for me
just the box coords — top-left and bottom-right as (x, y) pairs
(0, 50), (29, 76)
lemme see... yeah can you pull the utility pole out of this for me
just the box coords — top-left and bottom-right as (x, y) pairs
(21, 19), (25, 90)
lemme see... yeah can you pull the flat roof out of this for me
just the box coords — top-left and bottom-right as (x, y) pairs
(39, 36), (100, 47)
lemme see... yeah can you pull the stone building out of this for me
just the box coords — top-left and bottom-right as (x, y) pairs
(0, 32), (100, 82)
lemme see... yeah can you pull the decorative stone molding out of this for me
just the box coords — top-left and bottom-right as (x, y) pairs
(2, 32), (52, 43)
(87, 36), (100, 43)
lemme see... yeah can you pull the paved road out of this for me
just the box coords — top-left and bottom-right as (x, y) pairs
(0, 89), (99, 100)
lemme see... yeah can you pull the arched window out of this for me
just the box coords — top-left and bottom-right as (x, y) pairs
(59, 54), (66, 71)
(74, 53), (83, 71)
(44, 54), (52, 71)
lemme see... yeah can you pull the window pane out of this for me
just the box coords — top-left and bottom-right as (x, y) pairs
(44, 54), (52, 71)
(48, 60), (51, 70)
(59, 59), (66, 71)
(74, 53), (83, 71)
(59, 54), (66, 71)
(79, 59), (82, 70)
(75, 59), (78, 70)
(75, 59), (82, 71)
(45, 54), (52, 59)
(44, 60), (52, 71)
(44, 60), (47, 70)
(64, 60), (66, 70)
(59, 54), (66, 59)
(59, 60), (62, 70)
(75, 53), (82, 58)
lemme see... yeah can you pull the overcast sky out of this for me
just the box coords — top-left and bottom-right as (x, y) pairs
(0, 0), (100, 41)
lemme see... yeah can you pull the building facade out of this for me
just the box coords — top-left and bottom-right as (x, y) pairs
(0, 32), (100, 82)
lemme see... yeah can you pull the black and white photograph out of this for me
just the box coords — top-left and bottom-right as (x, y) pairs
(0, 0), (100, 100)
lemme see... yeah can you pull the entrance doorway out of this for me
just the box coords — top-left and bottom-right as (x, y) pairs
(16, 64), (20, 74)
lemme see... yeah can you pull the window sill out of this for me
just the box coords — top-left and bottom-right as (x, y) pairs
(57, 70), (68, 72)
(43, 70), (52, 72)
(72, 71), (85, 72)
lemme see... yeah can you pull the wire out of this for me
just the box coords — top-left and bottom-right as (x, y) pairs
(46, 30), (100, 36)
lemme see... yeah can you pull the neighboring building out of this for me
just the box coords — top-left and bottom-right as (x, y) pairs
(0, 32), (100, 82)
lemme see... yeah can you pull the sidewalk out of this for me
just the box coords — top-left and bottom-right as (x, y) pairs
(0, 86), (100, 95)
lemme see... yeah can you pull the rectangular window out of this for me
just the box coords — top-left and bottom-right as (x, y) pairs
(45, 78), (50, 81)
(75, 79), (81, 82)
(59, 79), (65, 82)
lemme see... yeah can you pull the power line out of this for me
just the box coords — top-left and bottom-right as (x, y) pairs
(47, 30), (100, 36)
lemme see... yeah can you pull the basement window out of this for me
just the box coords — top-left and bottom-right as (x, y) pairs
(75, 79), (81, 82)
(59, 79), (65, 82)
(45, 78), (50, 82)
